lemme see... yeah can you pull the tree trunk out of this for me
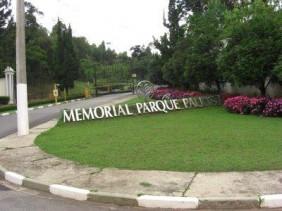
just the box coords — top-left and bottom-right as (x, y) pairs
(259, 84), (266, 96)
(215, 80), (221, 94)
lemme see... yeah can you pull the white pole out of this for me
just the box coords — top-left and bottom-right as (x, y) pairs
(16, 0), (29, 136)
(9, 74), (12, 103)
(11, 72), (14, 104)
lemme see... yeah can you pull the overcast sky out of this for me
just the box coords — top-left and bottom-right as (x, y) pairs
(12, 0), (169, 53)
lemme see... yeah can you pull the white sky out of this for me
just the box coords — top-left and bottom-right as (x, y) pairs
(12, 0), (169, 53)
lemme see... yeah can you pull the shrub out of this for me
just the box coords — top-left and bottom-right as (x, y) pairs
(263, 99), (282, 117)
(224, 96), (282, 117)
(152, 88), (202, 100)
(0, 96), (10, 105)
(249, 97), (269, 115)
(224, 96), (250, 114)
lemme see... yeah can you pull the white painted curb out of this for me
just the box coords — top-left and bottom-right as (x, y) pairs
(137, 195), (199, 209)
(260, 194), (282, 208)
(50, 184), (90, 201)
(5, 172), (25, 186)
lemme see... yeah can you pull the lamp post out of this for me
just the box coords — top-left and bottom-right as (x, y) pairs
(16, 0), (29, 136)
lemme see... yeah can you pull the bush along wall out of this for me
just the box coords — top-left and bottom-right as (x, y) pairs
(224, 96), (282, 117)
(0, 96), (9, 105)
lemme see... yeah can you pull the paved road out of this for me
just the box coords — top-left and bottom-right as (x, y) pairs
(0, 93), (132, 138)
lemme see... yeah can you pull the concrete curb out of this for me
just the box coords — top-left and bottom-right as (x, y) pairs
(1, 168), (282, 209)
(5, 172), (25, 186)
(88, 192), (138, 206)
(260, 194), (282, 208)
(0, 98), (87, 117)
(50, 184), (90, 201)
(198, 197), (260, 209)
(137, 195), (199, 209)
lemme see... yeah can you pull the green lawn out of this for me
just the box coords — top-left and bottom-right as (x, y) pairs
(35, 107), (282, 172)
(122, 96), (149, 105)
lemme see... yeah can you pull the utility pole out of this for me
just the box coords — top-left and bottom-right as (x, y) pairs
(16, 0), (29, 136)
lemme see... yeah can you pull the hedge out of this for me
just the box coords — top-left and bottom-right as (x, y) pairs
(0, 96), (9, 105)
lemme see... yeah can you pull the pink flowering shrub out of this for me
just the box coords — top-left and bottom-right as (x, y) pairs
(224, 96), (282, 117)
(152, 87), (202, 100)
(249, 97), (269, 115)
(224, 96), (251, 114)
(263, 99), (282, 117)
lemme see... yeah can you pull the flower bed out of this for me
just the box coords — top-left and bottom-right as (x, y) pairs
(151, 87), (202, 100)
(224, 96), (282, 117)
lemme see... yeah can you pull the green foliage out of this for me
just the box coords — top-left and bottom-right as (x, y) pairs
(25, 2), (52, 86)
(217, 0), (282, 95)
(162, 40), (189, 87)
(0, 0), (12, 32)
(51, 20), (80, 92)
(0, 0), (14, 77)
(185, 0), (226, 90)
(274, 55), (282, 82)
(0, 96), (9, 105)
(154, 0), (186, 86)
(130, 45), (154, 80)
(153, 0), (282, 96)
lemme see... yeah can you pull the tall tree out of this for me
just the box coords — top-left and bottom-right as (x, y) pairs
(217, 0), (282, 96)
(63, 26), (79, 93)
(130, 45), (154, 80)
(0, 0), (13, 74)
(185, 0), (226, 91)
(154, 0), (186, 85)
(25, 2), (52, 85)
(0, 0), (12, 32)
(51, 20), (79, 93)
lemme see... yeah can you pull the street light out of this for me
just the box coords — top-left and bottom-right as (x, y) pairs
(16, 0), (29, 136)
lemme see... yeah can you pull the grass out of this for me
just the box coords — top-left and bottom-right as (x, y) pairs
(122, 96), (148, 106)
(35, 107), (282, 172)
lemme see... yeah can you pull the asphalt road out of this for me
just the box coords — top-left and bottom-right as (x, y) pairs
(0, 93), (132, 138)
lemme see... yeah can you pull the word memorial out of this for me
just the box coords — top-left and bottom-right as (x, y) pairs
(63, 96), (220, 123)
